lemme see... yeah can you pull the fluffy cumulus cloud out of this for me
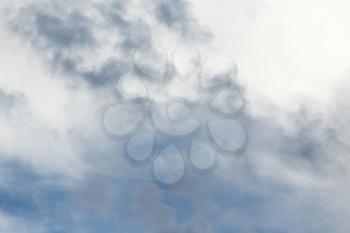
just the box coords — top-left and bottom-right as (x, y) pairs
(1, 0), (350, 233)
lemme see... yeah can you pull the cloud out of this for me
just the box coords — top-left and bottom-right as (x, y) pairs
(153, 0), (211, 39)
(8, 0), (210, 87)
(2, 0), (350, 232)
(0, 0), (218, 232)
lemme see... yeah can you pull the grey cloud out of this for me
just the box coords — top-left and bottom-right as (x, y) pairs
(11, 5), (96, 49)
(0, 89), (19, 113)
(9, 0), (209, 88)
(129, 182), (216, 233)
(242, 104), (334, 175)
(154, 0), (211, 40)
(80, 58), (130, 87)
(118, 20), (152, 52)
(96, 0), (130, 27)
(34, 12), (95, 48)
(8, 2), (129, 87)
(155, 0), (191, 28)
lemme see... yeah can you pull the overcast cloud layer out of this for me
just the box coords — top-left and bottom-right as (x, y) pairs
(1, 0), (350, 233)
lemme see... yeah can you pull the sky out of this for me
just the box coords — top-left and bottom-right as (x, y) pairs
(1, 0), (350, 232)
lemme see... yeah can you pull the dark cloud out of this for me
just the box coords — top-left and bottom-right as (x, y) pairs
(8, 1), (133, 87)
(11, 4), (96, 49)
(241, 102), (339, 176)
(153, 0), (211, 39)
(8, 0), (209, 88)
(77, 58), (129, 87)
(155, 0), (192, 28)
(34, 12), (95, 48)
